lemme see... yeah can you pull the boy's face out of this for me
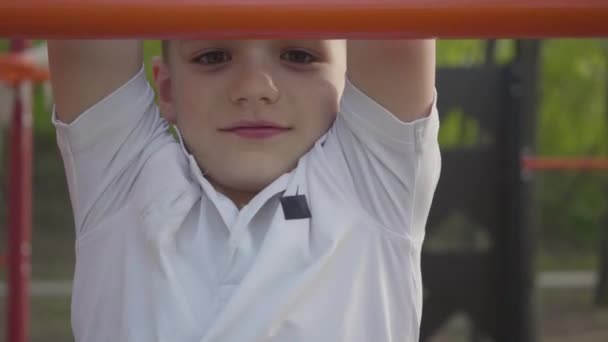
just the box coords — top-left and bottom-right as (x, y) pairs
(153, 40), (346, 201)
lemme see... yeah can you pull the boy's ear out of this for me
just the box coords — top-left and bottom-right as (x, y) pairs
(151, 56), (176, 124)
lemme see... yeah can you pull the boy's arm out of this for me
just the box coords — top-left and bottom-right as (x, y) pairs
(47, 40), (168, 236)
(48, 40), (143, 123)
(324, 39), (440, 241)
(346, 39), (436, 122)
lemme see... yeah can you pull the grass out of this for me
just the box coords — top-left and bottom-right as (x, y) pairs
(0, 296), (72, 342)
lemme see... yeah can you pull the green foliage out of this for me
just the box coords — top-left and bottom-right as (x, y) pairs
(537, 40), (608, 252)
(437, 39), (516, 67)
(437, 40), (485, 66)
(438, 39), (608, 259)
(438, 107), (492, 149)
(143, 40), (162, 82)
(33, 85), (53, 134)
(539, 39), (607, 156)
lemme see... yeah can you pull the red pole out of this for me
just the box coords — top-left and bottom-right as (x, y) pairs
(7, 39), (32, 342)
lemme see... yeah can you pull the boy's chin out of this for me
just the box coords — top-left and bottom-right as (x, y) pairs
(214, 163), (295, 194)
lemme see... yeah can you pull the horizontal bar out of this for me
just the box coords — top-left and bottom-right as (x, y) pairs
(522, 157), (608, 171)
(0, 0), (607, 39)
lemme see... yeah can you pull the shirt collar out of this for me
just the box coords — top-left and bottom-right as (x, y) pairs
(173, 127), (292, 213)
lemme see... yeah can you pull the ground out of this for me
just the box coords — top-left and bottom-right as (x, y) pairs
(432, 287), (608, 341)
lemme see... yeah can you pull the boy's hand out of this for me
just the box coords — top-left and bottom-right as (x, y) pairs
(347, 40), (435, 122)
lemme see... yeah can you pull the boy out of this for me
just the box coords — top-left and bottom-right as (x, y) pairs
(48, 39), (440, 341)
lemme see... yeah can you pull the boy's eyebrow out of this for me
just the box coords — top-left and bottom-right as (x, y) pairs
(177, 40), (223, 57)
(176, 40), (334, 57)
(179, 39), (323, 46)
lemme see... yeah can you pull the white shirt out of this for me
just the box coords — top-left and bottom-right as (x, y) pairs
(53, 65), (441, 342)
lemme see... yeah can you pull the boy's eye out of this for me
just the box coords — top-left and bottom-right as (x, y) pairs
(195, 50), (231, 65)
(281, 50), (317, 64)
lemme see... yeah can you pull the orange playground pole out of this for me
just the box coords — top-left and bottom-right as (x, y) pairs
(521, 157), (608, 171)
(0, 0), (607, 38)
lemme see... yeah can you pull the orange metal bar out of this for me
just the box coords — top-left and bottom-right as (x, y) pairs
(0, 0), (607, 38)
(521, 157), (608, 171)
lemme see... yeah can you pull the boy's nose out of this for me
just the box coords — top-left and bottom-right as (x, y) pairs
(229, 68), (280, 106)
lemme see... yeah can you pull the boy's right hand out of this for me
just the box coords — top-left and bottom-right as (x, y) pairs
(48, 40), (143, 124)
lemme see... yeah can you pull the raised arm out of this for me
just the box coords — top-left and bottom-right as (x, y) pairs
(47, 40), (143, 123)
(346, 39), (436, 122)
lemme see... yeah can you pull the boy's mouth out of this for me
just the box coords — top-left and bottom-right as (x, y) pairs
(220, 120), (290, 139)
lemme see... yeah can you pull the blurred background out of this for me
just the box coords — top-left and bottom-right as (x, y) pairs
(0, 39), (606, 341)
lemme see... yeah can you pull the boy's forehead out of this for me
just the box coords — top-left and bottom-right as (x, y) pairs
(176, 39), (345, 50)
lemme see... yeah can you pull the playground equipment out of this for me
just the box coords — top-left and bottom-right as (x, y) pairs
(1, 40), (50, 342)
(1, 0), (608, 38)
(522, 157), (608, 171)
(2, 1), (608, 342)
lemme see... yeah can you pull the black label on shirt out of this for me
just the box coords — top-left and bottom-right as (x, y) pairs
(280, 195), (311, 220)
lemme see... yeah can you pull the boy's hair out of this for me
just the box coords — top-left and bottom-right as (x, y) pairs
(161, 40), (169, 62)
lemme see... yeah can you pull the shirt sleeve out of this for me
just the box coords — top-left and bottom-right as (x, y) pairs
(53, 65), (175, 237)
(320, 78), (441, 245)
